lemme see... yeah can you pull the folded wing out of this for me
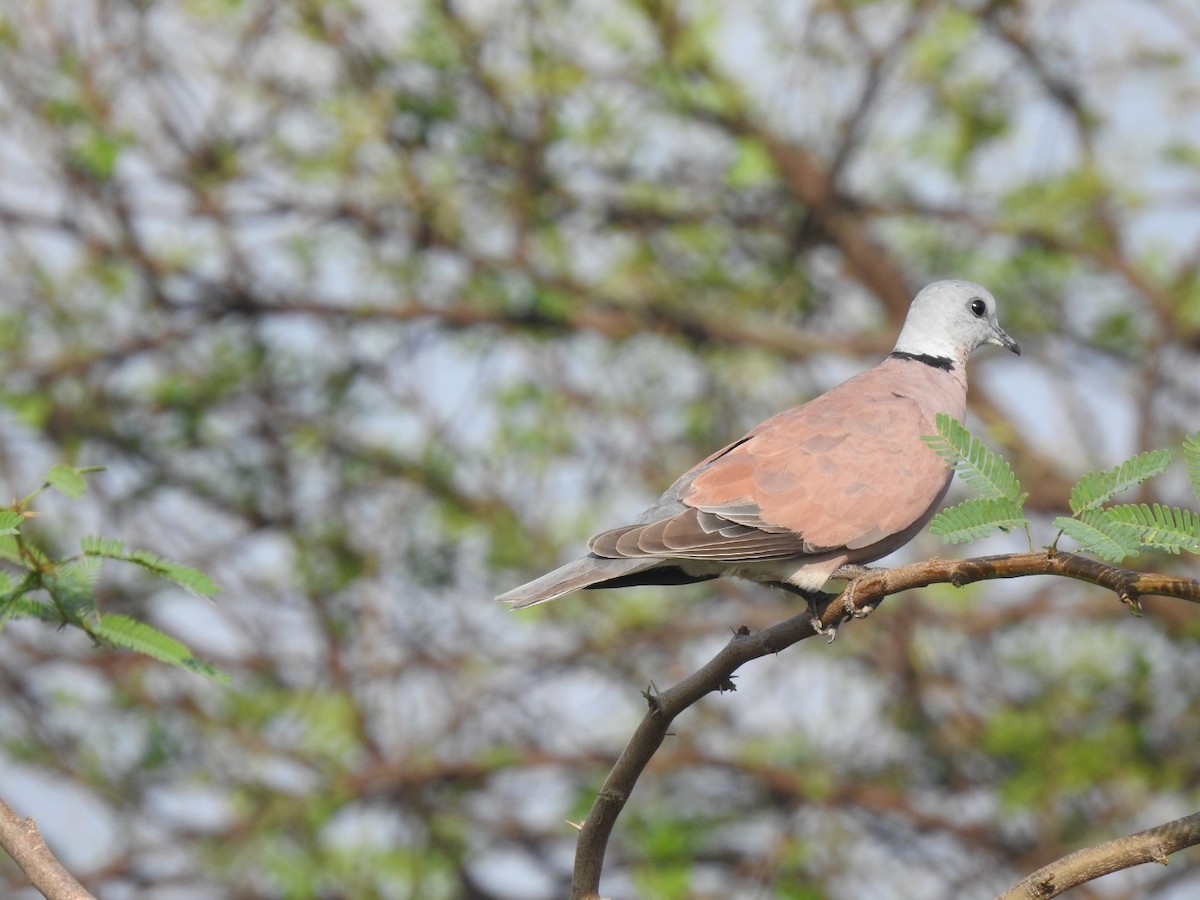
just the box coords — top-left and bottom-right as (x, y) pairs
(589, 370), (953, 563)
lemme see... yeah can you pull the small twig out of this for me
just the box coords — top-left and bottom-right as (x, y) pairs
(569, 550), (1200, 898)
(0, 795), (96, 900)
(995, 811), (1200, 899)
(569, 608), (825, 899)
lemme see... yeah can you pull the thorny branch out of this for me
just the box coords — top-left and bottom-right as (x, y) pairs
(0, 796), (96, 900)
(996, 811), (1200, 899)
(569, 550), (1200, 900)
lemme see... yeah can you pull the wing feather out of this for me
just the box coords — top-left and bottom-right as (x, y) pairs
(588, 358), (964, 564)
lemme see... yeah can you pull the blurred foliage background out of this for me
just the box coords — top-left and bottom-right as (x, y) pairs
(1, 0), (1200, 897)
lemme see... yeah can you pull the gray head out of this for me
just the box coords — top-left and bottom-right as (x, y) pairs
(892, 280), (1019, 364)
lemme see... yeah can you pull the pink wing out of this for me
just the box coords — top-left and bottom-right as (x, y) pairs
(589, 369), (953, 561)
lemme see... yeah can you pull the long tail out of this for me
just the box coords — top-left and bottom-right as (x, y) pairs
(496, 555), (664, 609)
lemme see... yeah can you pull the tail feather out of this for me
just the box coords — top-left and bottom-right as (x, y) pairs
(497, 555), (664, 609)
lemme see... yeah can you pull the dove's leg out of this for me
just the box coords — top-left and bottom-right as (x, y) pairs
(831, 565), (878, 619)
(768, 582), (841, 640)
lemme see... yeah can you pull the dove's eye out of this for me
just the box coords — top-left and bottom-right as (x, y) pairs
(969, 298), (987, 317)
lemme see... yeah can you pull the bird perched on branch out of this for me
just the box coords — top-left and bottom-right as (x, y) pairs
(498, 280), (1019, 609)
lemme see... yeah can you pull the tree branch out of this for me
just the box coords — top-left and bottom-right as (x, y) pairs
(761, 135), (914, 318)
(569, 550), (1200, 899)
(995, 810), (1200, 899)
(0, 795), (96, 900)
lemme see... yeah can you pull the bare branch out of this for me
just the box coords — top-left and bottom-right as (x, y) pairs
(0, 796), (96, 900)
(569, 550), (1200, 898)
(760, 135), (914, 318)
(996, 811), (1200, 899)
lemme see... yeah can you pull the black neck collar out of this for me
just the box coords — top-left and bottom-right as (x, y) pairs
(889, 351), (955, 371)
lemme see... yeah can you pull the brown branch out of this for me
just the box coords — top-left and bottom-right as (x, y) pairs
(862, 195), (1184, 336)
(0, 795), (96, 900)
(761, 136), (914, 319)
(637, 3), (915, 318)
(141, 292), (873, 360)
(995, 811), (1200, 899)
(569, 550), (1200, 899)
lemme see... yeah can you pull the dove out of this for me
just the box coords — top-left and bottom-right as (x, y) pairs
(498, 280), (1019, 609)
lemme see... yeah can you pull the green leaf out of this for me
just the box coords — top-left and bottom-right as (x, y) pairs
(726, 137), (776, 188)
(80, 535), (124, 557)
(82, 537), (220, 597)
(7, 597), (56, 619)
(45, 465), (88, 499)
(0, 573), (48, 634)
(922, 414), (1026, 503)
(68, 130), (132, 182)
(0, 535), (20, 564)
(909, 8), (978, 79)
(1183, 433), (1200, 504)
(1055, 510), (1142, 562)
(90, 613), (227, 682)
(126, 550), (220, 598)
(1102, 504), (1200, 555)
(999, 166), (1111, 249)
(0, 510), (23, 535)
(0, 595), (57, 631)
(1068, 449), (1172, 514)
(44, 558), (102, 621)
(930, 498), (1029, 544)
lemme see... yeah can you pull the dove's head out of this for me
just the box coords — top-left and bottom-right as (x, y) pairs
(892, 280), (1020, 365)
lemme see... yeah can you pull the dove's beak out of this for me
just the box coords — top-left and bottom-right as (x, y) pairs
(988, 326), (1020, 356)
